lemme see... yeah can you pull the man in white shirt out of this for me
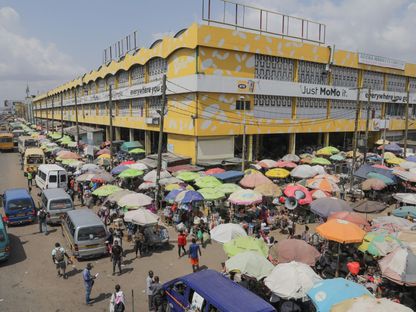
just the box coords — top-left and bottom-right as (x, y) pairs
(146, 270), (154, 311)
(51, 242), (71, 278)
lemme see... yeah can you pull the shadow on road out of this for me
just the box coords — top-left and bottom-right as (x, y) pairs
(66, 267), (83, 278)
(92, 292), (112, 303)
(0, 234), (26, 267)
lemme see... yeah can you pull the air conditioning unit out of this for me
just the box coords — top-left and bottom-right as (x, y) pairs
(145, 117), (160, 125)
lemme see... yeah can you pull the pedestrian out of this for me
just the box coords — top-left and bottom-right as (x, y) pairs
(177, 230), (187, 258)
(51, 242), (71, 278)
(109, 284), (125, 312)
(106, 228), (114, 254)
(82, 263), (96, 305)
(27, 171), (33, 191)
(37, 206), (48, 235)
(188, 238), (202, 272)
(78, 183), (84, 206)
(150, 276), (164, 312)
(146, 270), (154, 311)
(133, 229), (144, 258)
(301, 225), (311, 243)
(111, 240), (123, 276)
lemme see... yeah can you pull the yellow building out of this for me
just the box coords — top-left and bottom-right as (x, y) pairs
(33, 17), (416, 164)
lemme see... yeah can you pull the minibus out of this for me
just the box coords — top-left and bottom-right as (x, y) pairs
(1, 188), (36, 225)
(35, 164), (68, 190)
(41, 188), (74, 224)
(23, 148), (45, 175)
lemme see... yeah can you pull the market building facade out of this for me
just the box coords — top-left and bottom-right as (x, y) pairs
(33, 15), (416, 164)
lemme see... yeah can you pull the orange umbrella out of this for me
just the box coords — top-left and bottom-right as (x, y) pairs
(316, 219), (366, 244)
(276, 160), (297, 169)
(328, 212), (371, 231)
(314, 174), (340, 183)
(306, 178), (340, 193)
(301, 157), (313, 164)
(57, 151), (81, 159)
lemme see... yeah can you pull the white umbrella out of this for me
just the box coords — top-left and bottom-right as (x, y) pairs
(225, 251), (274, 280)
(210, 223), (247, 243)
(127, 163), (148, 171)
(312, 165), (326, 175)
(399, 161), (416, 170)
(143, 169), (171, 182)
(117, 193), (153, 209)
(290, 165), (317, 179)
(265, 261), (322, 299)
(124, 208), (159, 226)
(372, 216), (413, 229)
(282, 154), (300, 163)
(139, 177), (183, 190)
(393, 193), (416, 205)
(393, 170), (416, 182)
(81, 163), (101, 173)
(331, 295), (413, 312)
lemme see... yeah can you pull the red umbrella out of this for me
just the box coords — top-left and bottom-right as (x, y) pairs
(269, 239), (320, 266)
(205, 168), (225, 175)
(96, 148), (110, 156)
(284, 185), (312, 205)
(276, 160), (297, 169)
(120, 160), (135, 165)
(328, 211), (371, 231)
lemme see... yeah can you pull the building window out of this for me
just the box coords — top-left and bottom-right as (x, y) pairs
(117, 71), (129, 88)
(130, 65), (145, 85)
(298, 61), (328, 84)
(362, 71), (384, 90)
(132, 98), (145, 117)
(255, 55), (294, 81)
(148, 58), (167, 82)
(331, 66), (358, 88)
(235, 100), (250, 110)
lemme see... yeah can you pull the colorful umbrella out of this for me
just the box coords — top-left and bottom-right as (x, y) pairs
(118, 168), (144, 179)
(120, 160), (135, 165)
(128, 148), (145, 154)
(406, 155), (416, 162)
(361, 178), (387, 191)
(316, 147), (336, 156)
(210, 223), (247, 244)
(314, 174), (340, 183)
(107, 189), (134, 203)
(399, 161), (416, 170)
(265, 168), (290, 179)
(300, 157), (313, 164)
(214, 183), (241, 195)
(311, 157), (331, 166)
(254, 183), (282, 197)
(143, 169), (171, 182)
(393, 170), (416, 183)
(316, 219), (366, 244)
(269, 239), (320, 266)
(386, 157), (405, 165)
(393, 206), (416, 219)
(226, 251), (274, 280)
(92, 184), (122, 197)
(117, 193), (153, 209)
(258, 159), (278, 169)
(165, 183), (185, 192)
(358, 232), (402, 257)
(382, 152), (396, 160)
(371, 216), (413, 233)
(194, 176), (222, 189)
(198, 188), (226, 201)
(367, 172), (395, 185)
(111, 165), (129, 175)
(307, 278), (372, 312)
(378, 247), (416, 286)
(165, 189), (183, 203)
(379, 143), (402, 153)
(244, 168), (261, 175)
(239, 173), (272, 188)
(124, 208), (159, 225)
(330, 154), (345, 161)
(311, 198), (352, 218)
(290, 165), (317, 179)
(282, 154), (300, 163)
(306, 178), (340, 193)
(176, 171), (200, 182)
(96, 148), (110, 156)
(91, 171), (115, 183)
(328, 212), (370, 231)
(205, 168), (225, 175)
(331, 295), (413, 312)
(276, 160), (297, 169)
(265, 261), (322, 300)
(284, 185), (312, 205)
(81, 163), (101, 172)
(57, 151), (81, 160)
(228, 189), (263, 206)
(175, 190), (204, 204)
(97, 153), (111, 159)
(223, 236), (268, 257)
(311, 189), (331, 199)
(127, 163), (148, 171)
(372, 164), (390, 170)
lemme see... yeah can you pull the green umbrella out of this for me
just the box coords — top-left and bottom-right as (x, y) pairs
(358, 232), (402, 257)
(367, 172), (395, 185)
(129, 148), (146, 154)
(330, 154), (345, 161)
(67, 142), (77, 147)
(92, 185), (122, 197)
(61, 159), (78, 165)
(195, 176), (222, 189)
(176, 171), (200, 182)
(311, 157), (331, 165)
(119, 168), (144, 179)
(214, 183), (241, 195)
(225, 251), (274, 280)
(223, 236), (269, 257)
(198, 188), (226, 201)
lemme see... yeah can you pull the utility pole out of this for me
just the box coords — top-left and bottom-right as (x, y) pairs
(155, 74), (167, 210)
(60, 93), (64, 138)
(74, 89), (80, 153)
(46, 93), (49, 133)
(404, 87), (410, 158)
(51, 97), (54, 133)
(363, 88), (371, 162)
(381, 105), (388, 166)
(241, 96), (247, 171)
(350, 88), (362, 193)
(109, 85), (114, 169)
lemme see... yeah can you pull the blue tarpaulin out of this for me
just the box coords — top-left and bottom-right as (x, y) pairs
(213, 170), (244, 182)
(354, 163), (397, 184)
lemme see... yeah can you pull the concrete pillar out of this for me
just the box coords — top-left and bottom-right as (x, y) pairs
(105, 127), (110, 141)
(247, 135), (253, 162)
(324, 132), (330, 146)
(317, 133), (323, 146)
(129, 128), (134, 141)
(115, 127), (121, 141)
(288, 133), (296, 154)
(145, 130), (151, 155)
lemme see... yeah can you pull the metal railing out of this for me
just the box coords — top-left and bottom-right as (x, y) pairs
(202, 0), (326, 44)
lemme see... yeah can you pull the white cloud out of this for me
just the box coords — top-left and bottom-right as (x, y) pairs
(238, 0), (416, 63)
(0, 6), (85, 102)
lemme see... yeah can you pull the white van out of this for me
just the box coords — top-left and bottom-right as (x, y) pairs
(41, 188), (74, 224)
(35, 164), (68, 190)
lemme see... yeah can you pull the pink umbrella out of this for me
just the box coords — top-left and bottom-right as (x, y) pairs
(96, 148), (110, 156)
(58, 151), (81, 159)
(372, 164), (391, 170)
(239, 173), (272, 188)
(258, 159), (278, 169)
(276, 160), (297, 169)
(284, 185), (312, 205)
(205, 168), (225, 175)
(120, 160), (135, 165)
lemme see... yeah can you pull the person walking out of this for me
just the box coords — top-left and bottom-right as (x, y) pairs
(111, 240), (123, 276)
(146, 270), (154, 311)
(27, 171), (33, 192)
(188, 238), (202, 272)
(83, 263), (96, 305)
(37, 206), (48, 235)
(177, 230), (187, 258)
(133, 229), (144, 258)
(51, 242), (71, 278)
(150, 276), (164, 312)
(109, 284), (125, 312)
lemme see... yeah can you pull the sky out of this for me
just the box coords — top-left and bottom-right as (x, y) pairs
(1, 0), (416, 105)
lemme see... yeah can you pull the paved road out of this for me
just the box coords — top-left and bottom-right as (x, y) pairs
(0, 152), (225, 312)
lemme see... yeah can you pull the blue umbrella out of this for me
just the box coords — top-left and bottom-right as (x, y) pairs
(406, 155), (416, 163)
(176, 190), (204, 204)
(165, 189), (183, 203)
(111, 165), (129, 175)
(367, 172), (395, 185)
(393, 206), (416, 219)
(307, 278), (372, 312)
(383, 143), (402, 153)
